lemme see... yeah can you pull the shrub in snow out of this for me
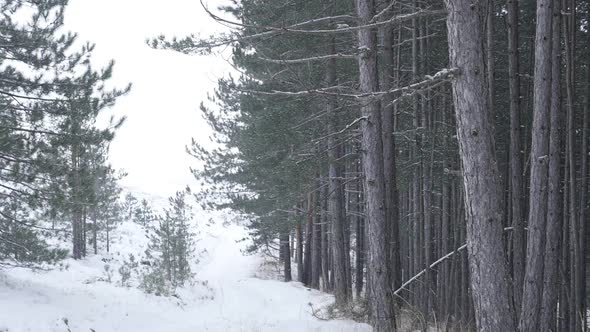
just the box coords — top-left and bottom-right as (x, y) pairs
(103, 264), (113, 283)
(134, 199), (157, 226)
(139, 264), (170, 296)
(118, 254), (138, 287)
(139, 190), (196, 296)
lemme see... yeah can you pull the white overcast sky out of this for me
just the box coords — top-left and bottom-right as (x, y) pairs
(64, 0), (233, 202)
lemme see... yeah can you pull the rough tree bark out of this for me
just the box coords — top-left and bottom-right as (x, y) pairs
(444, 0), (517, 330)
(71, 139), (83, 259)
(355, 0), (396, 329)
(304, 192), (313, 285)
(296, 215), (304, 282)
(520, 1), (553, 331)
(378, 0), (401, 296)
(326, 36), (349, 306)
(580, 24), (590, 329)
(320, 174), (331, 291)
(540, 2), (561, 328)
(486, 0), (495, 127)
(506, 0), (525, 315)
(411, 1), (423, 308)
(311, 174), (322, 290)
(281, 231), (292, 282)
(563, 1), (582, 328)
(355, 190), (365, 298)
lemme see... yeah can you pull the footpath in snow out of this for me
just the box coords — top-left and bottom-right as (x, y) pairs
(0, 220), (371, 332)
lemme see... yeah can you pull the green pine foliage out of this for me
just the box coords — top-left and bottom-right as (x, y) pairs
(0, 0), (129, 262)
(140, 191), (195, 295)
(134, 198), (156, 226)
(175, 0), (357, 252)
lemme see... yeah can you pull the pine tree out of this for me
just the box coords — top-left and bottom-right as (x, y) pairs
(122, 193), (139, 221)
(0, 0), (128, 261)
(141, 191), (194, 295)
(134, 199), (156, 226)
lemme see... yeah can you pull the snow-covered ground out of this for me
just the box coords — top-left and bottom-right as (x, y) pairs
(0, 220), (371, 332)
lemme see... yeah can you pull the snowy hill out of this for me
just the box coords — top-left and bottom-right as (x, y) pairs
(0, 219), (371, 332)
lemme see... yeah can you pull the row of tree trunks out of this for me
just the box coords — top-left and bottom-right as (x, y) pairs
(270, 1), (590, 330)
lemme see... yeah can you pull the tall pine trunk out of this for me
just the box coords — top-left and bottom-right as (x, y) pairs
(564, 1), (583, 328)
(311, 174), (322, 289)
(325, 36), (349, 306)
(355, 0), (395, 329)
(296, 216), (304, 282)
(520, 1), (553, 331)
(507, 0), (525, 314)
(540, 2), (562, 327)
(281, 231), (292, 282)
(378, 1), (401, 296)
(444, 0), (517, 330)
(304, 192), (313, 285)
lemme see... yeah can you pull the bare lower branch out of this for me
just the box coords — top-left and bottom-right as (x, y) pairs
(257, 53), (357, 64)
(242, 68), (459, 101)
(393, 243), (467, 296)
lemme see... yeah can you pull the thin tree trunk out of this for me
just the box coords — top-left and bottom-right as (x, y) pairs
(507, 0), (525, 315)
(71, 140), (83, 260)
(321, 175), (331, 291)
(106, 217), (110, 254)
(579, 26), (590, 331)
(296, 215), (304, 282)
(355, 204), (365, 298)
(560, 155), (571, 331)
(93, 208), (98, 255)
(411, 1), (423, 310)
(355, 155), (364, 298)
(311, 174), (322, 290)
(444, 0), (517, 330)
(440, 148), (451, 319)
(281, 231), (292, 282)
(486, 0), (495, 128)
(304, 192), (313, 286)
(423, 93), (436, 317)
(82, 208), (87, 257)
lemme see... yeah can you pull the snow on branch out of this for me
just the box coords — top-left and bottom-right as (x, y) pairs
(392, 226), (515, 297)
(241, 68), (459, 101)
(257, 53), (357, 65)
(312, 116), (367, 144)
(160, 1), (446, 53)
(393, 244), (467, 297)
(201, 1), (446, 36)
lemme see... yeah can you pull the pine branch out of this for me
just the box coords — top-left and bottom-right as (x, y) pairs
(256, 53), (357, 64)
(242, 68), (459, 101)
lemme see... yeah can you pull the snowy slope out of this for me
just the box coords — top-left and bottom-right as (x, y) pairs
(0, 220), (371, 332)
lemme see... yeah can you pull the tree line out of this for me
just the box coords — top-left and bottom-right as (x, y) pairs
(162, 0), (590, 331)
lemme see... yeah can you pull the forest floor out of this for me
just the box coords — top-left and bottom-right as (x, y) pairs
(0, 219), (371, 332)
